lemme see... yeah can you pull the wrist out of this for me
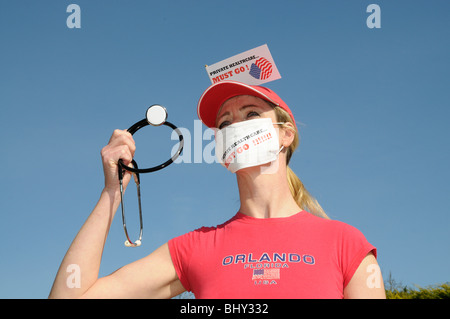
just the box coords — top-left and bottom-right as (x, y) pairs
(100, 187), (122, 207)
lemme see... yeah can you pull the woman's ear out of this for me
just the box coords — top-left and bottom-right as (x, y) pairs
(280, 122), (296, 148)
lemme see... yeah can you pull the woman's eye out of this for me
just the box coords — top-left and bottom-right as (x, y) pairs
(218, 121), (231, 130)
(218, 111), (259, 129)
(247, 111), (260, 118)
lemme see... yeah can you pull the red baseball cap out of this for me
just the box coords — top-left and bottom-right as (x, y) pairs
(197, 81), (296, 129)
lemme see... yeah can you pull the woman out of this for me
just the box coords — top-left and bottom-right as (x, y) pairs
(49, 81), (385, 299)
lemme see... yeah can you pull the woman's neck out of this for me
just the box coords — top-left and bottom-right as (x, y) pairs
(236, 163), (301, 219)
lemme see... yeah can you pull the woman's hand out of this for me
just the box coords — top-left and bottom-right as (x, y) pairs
(100, 129), (136, 195)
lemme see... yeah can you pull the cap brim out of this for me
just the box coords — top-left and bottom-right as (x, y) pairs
(197, 81), (280, 128)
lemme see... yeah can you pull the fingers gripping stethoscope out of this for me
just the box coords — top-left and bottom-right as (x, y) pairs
(118, 105), (184, 247)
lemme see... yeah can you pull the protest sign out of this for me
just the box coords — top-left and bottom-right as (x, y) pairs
(205, 44), (281, 85)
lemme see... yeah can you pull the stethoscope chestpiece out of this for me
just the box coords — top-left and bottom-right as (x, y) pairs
(146, 104), (167, 126)
(118, 105), (184, 247)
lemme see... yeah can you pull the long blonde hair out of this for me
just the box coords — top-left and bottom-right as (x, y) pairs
(274, 106), (330, 219)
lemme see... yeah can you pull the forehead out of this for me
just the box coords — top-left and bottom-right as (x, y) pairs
(218, 95), (273, 115)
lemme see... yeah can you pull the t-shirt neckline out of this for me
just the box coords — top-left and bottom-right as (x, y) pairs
(233, 210), (308, 224)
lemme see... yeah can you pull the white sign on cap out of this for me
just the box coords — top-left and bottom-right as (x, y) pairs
(205, 44), (281, 85)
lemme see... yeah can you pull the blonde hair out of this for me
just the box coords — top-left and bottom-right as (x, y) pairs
(274, 106), (330, 219)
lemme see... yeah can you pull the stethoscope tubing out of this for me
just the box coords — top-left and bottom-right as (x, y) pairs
(118, 120), (184, 174)
(117, 116), (184, 247)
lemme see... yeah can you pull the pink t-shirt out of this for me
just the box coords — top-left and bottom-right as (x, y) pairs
(168, 211), (376, 299)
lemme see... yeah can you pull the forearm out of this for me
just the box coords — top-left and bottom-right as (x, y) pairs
(48, 189), (120, 298)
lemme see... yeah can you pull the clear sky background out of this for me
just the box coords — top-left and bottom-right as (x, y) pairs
(0, 0), (449, 298)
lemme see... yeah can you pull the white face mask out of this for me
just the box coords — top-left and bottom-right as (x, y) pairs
(214, 118), (284, 173)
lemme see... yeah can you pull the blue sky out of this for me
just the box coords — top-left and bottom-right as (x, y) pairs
(0, 0), (449, 298)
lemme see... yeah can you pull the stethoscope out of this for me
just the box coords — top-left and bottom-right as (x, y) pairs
(118, 104), (184, 247)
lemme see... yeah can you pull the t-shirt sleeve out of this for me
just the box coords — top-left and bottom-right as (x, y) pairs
(168, 231), (196, 292)
(339, 223), (377, 288)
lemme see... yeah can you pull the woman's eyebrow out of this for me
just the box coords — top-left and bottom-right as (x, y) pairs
(240, 105), (258, 111)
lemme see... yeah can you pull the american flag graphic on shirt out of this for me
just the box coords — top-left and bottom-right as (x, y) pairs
(252, 268), (280, 280)
(249, 57), (273, 80)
